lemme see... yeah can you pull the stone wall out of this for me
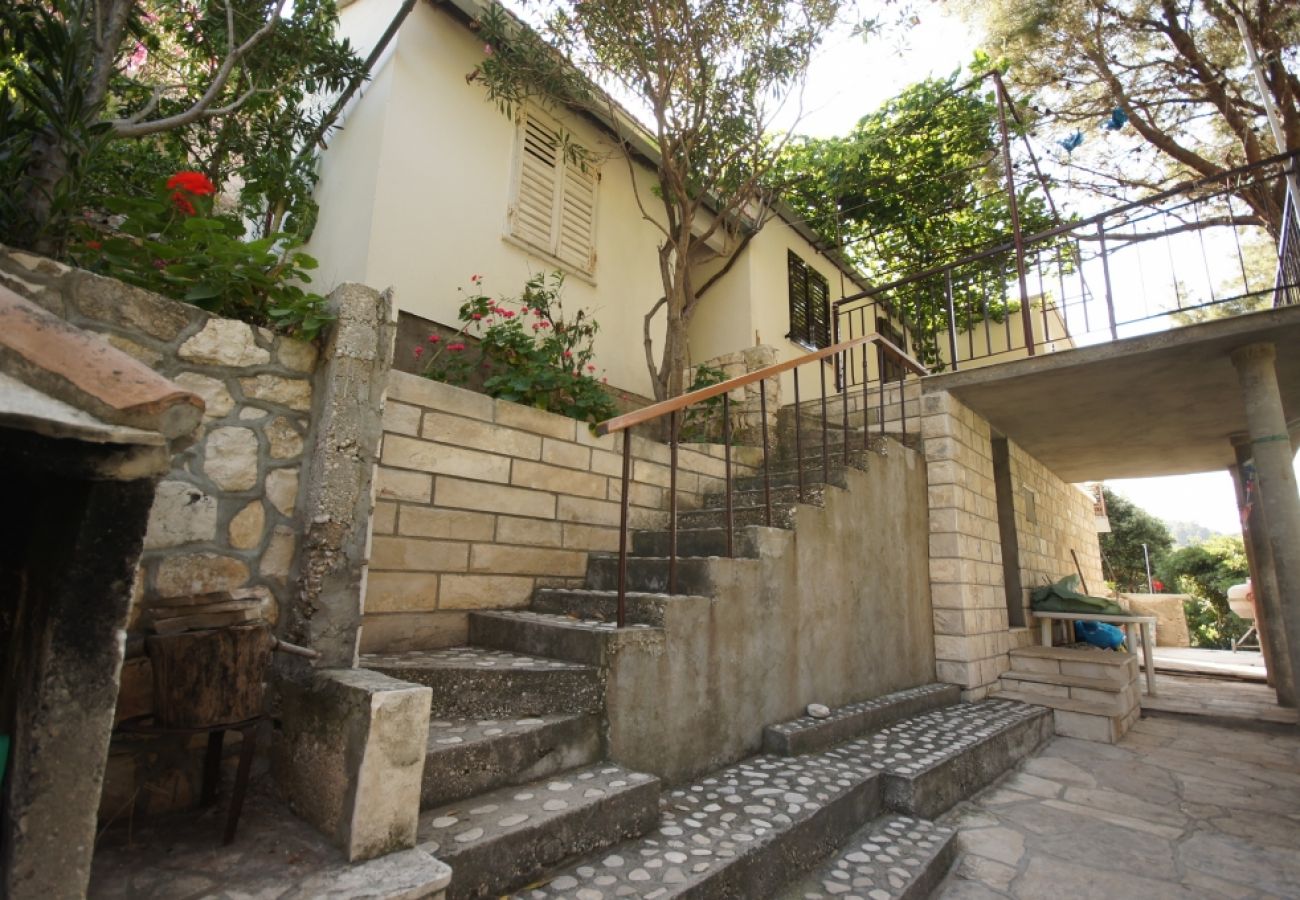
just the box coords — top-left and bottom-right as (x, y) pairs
(682, 344), (781, 445)
(1007, 443), (1106, 622)
(0, 248), (319, 818)
(920, 389), (1104, 699)
(365, 372), (758, 651)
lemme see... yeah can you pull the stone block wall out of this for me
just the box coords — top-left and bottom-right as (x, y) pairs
(0, 248), (319, 819)
(1007, 443), (1105, 622)
(920, 389), (1104, 699)
(682, 344), (781, 445)
(365, 372), (757, 652)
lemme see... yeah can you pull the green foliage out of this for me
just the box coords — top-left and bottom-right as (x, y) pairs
(421, 273), (617, 426)
(0, 0), (365, 253)
(772, 72), (1058, 366)
(1098, 488), (1173, 593)
(679, 364), (729, 443)
(68, 173), (332, 339)
(1159, 536), (1251, 649)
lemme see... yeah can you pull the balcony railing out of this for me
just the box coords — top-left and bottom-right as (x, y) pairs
(835, 151), (1300, 377)
(596, 333), (927, 626)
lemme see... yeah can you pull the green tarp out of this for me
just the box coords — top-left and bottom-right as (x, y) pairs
(1030, 574), (1125, 617)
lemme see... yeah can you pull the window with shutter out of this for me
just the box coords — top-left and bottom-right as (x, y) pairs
(507, 110), (599, 275)
(787, 251), (831, 349)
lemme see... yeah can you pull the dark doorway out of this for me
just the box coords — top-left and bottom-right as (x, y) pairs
(991, 436), (1026, 627)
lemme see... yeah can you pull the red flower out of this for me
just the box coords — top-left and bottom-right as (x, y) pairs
(84, 240), (102, 250)
(587, 364), (596, 372)
(428, 334), (441, 343)
(413, 346), (425, 359)
(563, 350), (573, 358)
(501, 310), (515, 319)
(170, 191), (197, 216)
(448, 342), (466, 352)
(471, 313), (483, 320)
(166, 170), (216, 196)
(1151, 579), (1164, 592)
(470, 274), (482, 283)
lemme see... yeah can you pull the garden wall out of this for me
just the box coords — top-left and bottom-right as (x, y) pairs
(0, 246), (319, 818)
(364, 372), (759, 651)
(921, 389), (1103, 699)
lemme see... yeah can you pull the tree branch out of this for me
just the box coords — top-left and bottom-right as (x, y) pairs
(109, 0), (288, 138)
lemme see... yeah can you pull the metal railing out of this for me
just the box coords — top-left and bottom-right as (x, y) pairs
(836, 151), (1300, 377)
(595, 333), (927, 627)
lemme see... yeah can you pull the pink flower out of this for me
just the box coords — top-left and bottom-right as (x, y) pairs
(587, 364), (596, 372)
(470, 274), (482, 283)
(126, 41), (149, 75)
(532, 323), (541, 331)
(563, 350), (573, 358)
(501, 310), (515, 319)
(428, 334), (441, 343)
(602, 377), (608, 384)
(413, 346), (424, 359)
(471, 313), (483, 320)
(448, 342), (466, 352)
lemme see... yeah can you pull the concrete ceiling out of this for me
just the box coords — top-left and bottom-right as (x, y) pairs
(923, 305), (1300, 482)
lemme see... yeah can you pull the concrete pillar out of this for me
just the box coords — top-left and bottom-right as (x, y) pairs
(1230, 445), (1293, 705)
(1230, 343), (1300, 708)
(290, 284), (396, 668)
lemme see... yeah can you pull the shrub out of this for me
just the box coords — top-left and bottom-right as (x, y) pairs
(69, 171), (333, 340)
(420, 272), (616, 425)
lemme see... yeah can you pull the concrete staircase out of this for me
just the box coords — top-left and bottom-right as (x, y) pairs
(361, 422), (1055, 897)
(994, 645), (1141, 744)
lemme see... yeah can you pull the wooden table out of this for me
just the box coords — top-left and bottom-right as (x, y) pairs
(1033, 611), (1158, 695)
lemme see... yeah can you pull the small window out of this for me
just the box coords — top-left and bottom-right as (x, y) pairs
(507, 109), (599, 274)
(787, 251), (830, 349)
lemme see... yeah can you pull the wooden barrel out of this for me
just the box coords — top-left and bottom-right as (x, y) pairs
(145, 624), (272, 728)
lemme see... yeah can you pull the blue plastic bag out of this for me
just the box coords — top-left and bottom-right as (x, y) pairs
(1074, 619), (1126, 650)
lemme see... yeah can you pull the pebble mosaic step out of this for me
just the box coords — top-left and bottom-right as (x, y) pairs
(820, 699), (1054, 819)
(469, 610), (666, 666)
(531, 587), (698, 626)
(763, 683), (963, 756)
(582, 556), (720, 596)
(418, 763), (661, 900)
(420, 713), (603, 810)
(363, 647), (604, 718)
(509, 752), (885, 900)
(774, 814), (956, 900)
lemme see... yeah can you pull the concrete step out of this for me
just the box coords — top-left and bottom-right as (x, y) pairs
(532, 587), (710, 627)
(362, 647), (604, 718)
(823, 699), (1055, 819)
(995, 688), (1139, 744)
(469, 610), (665, 666)
(418, 763), (660, 900)
(763, 683), (963, 756)
(999, 671), (1138, 715)
(632, 525), (776, 558)
(421, 714), (601, 810)
(677, 502), (799, 531)
(583, 554), (716, 595)
(702, 481), (835, 511)
(1008, 645), (1137, 685)
(513, 753), (885, 899)
(774, 813), (956, 900)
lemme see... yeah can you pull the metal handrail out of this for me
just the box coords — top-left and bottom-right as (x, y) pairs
(597, 333), (928, 626)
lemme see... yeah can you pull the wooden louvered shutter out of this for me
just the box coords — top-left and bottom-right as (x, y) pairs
(809, 269), (830, 348)
(512, 114), (561, 252)
(788, 251), (810, 345)
(557, 156), (597, 272)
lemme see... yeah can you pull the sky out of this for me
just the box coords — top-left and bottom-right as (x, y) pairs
(790, 6), (1299, 539)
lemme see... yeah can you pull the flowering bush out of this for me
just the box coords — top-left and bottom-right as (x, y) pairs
(69, 171), (333, 340)
(421, 272), (617, 425)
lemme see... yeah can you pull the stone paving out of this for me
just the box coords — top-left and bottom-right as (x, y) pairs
(934, 715), (1300, 899)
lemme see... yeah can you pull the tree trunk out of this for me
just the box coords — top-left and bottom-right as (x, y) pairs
(146, 625), (272, 727)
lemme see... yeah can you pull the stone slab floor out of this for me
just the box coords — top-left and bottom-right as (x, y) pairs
(934, 716), (1300, 899)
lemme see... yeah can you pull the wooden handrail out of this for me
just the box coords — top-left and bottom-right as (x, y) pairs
(596, 333), (928, 436)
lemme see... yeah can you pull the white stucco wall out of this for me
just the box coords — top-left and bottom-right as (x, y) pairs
(311, 0), (676, 397)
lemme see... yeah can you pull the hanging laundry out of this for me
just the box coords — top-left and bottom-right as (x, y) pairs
(1103, 107), (1128, 131)
(1058, 130), (1084, 153)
